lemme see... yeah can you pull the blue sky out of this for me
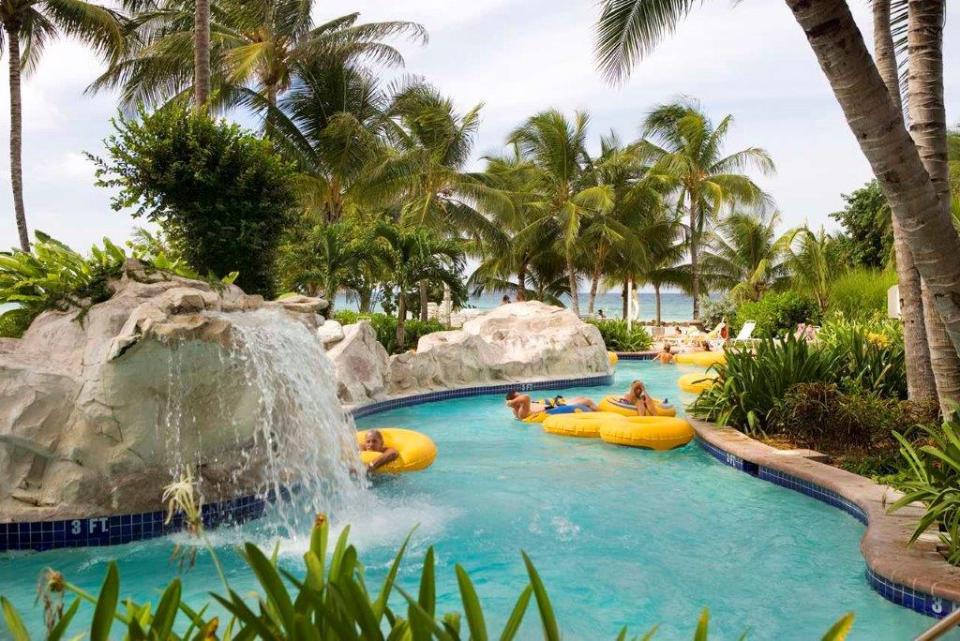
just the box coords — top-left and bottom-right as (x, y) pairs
(0, 0), (957, 251)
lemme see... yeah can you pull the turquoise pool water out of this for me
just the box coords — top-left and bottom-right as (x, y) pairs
(0, 362), (947, 639)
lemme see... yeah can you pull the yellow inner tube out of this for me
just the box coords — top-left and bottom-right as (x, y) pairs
(599, 416), (694, 451)
(542, 412), (623, 438)
(674, 351), (725, 367)
(597, 396), (677, 417)
(357, 428), (437, 473)
(607, 351), (619, 366)
(678, 371), (718, 393)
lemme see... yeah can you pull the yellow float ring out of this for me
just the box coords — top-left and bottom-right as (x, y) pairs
(678, 372), (718, 394)
(674, 351), (725, 367)
(356, 428), (437, 473)
(599, 416), (694, 451)
(542, 411), (623, 438)
(608, 351), (619, 366)
(597, 396), (677, 417)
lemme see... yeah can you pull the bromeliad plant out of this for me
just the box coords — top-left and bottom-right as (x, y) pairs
(890, 415), (960, 565)
(0, 516), (857, 640)
(589, 319), (653, 352)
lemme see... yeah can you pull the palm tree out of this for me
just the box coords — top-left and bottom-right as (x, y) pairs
(372, 223), (464, 350)
(193, 0), (209, 108)
(508, 109), (613, 316)
(785, 227), (845, 315)
(700, 211), (793, 303)
(91, 2), (424, 110)
(593, 0), (960, 363)
(641, 101), (774, 319)
(0, 0), (124, 251)
(872, 0), (936, 403)
(276, 221), (377, 312)
(581, 132), (670, 315)
(267, 58), (392, 223)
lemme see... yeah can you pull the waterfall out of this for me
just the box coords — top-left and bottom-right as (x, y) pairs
(157, 308), (366, 533)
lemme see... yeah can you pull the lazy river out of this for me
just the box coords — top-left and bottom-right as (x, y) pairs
(0, 361), (949, 640)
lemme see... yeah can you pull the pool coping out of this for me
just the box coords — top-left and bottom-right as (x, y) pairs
(691, 417), (960, 619)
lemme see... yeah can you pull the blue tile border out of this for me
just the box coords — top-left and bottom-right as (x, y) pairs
(0, 373), (613, 553)
(696, 434), (958, 619)
(614, 352), (656, 361)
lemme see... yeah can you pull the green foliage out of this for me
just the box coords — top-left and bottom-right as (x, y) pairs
(770, 383), (938, 477)
(732, 291), (820, 339)
(890, 415), (960, 565)
(698, 295), (736, 331)
(691, 319), (911, 437)
(825, 268), (897, 320)
(0, 518), (857, 639)
(830, 181), (891, 270)
(689, 336), (841, 436)
(91, 105), (297, 298)
(0, 232), (127, 337)
(333, 311), (446, 355)
(587, 319), (652, 351)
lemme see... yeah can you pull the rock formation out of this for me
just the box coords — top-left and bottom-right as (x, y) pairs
(0, 260), (329, 522)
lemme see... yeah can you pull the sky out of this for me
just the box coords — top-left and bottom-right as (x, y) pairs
(0, 0), (957, 252)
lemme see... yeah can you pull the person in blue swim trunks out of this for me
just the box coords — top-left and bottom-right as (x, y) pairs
(505, 390), (598, 420)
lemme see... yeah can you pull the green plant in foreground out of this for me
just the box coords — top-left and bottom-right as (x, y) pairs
(891, 415), (960, 565)
(0, 517), (855, 640)
(589, 319), (653, 352)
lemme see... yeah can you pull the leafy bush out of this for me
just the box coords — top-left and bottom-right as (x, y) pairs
(826, 268), (897, 319)
(699, 295), (737, 331)
(91, 105), (297, 297)
(732, 291), (820, 339)
(0, 233), (127, 337)
(818, 315), (906, 399)
(0, 517), (857, 640)
(587, 319), (652, 351)
(333, 310), (445, 354)
(689, 335), (840, 435)
(891, 415), (960, 565)
(770, 383), (937, 477)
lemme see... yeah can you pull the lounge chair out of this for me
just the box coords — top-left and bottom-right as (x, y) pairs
(731, 321), (757, 346)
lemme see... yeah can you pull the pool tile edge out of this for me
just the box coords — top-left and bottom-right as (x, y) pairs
(691, 417), (960, 619)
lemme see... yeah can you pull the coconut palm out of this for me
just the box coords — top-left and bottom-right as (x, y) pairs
(91, 2), (424, 110)
(372, 223), (464, 350)
(700, 211), (794, 303)
(267, 58), (392, 223)
(593, 0), (960, 362)
(508, 109), (614, 316)
(640, 101), (774, 319)
(0, 0), (125, 251)
(785, 227), (845, 314)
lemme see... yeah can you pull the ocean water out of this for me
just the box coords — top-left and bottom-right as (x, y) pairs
(0, 362), (940, 640)
(335, 291), (695, 321)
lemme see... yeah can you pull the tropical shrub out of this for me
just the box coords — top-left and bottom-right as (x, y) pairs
(333, 311), (445, 355)
(732, 291), (820, 339)
(91, 105), (297, 298)
(0, 233), (127, 337)
(830, 180), (892, 270)
(891, 415), (960, 565)
(588, 319), (652, 351)
(825, 268), (897, 320)
(698, 295), (736, 330)
(0, 517), (857, 640)
(818, 315), (906, 399)
(689, 336), (840, 435)
(770, 383), (938, 477)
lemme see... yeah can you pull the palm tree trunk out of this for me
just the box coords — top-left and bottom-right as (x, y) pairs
(786, 0), (960, 360)
(566, 250), (580, 316)
(359, 287), (372, 313)
(419, 279), (429, 321)
(906, 0), (960, 410)
(193, 0), (211, 109)
(621, 281), (628, 320)
(6, 25), (28, 252)
(396, 294), (407, 351)
(588, 261), (602, 316)
(654, 283), (662, 326)
(873, 0), (936, 402)
(689, 202), (700, 320)
(516, 258), (528, 302)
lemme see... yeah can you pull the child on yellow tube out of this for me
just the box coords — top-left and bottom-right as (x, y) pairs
(619, 380), (658, 416)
